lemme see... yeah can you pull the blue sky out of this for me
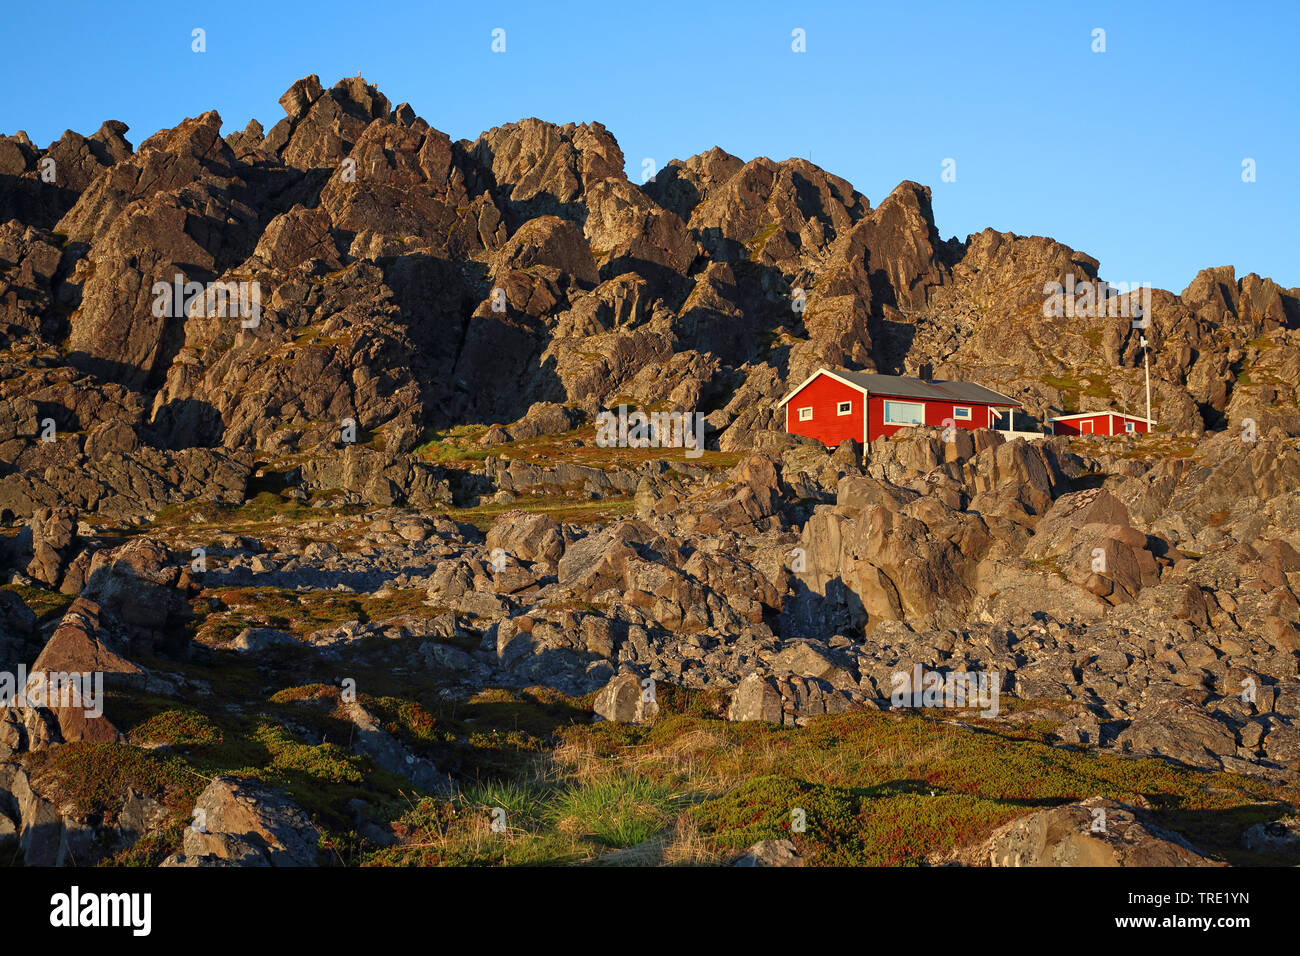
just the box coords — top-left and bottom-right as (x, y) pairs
(3, 0), (1296, 291)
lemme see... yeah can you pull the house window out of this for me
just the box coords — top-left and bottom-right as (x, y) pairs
(883, 400), (926, 426)
(798, 407), (813, 422)
(1125, 421), (1135, 433)
(953, 406), (972, 420)
(837, 400), (852, 416)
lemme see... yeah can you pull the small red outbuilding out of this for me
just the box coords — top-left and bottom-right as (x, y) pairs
(1049, 411), (1153, 436)
(776, 368), (1022, 450)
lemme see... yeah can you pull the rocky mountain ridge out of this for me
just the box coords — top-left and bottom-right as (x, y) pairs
(2, 73), (1297, 492)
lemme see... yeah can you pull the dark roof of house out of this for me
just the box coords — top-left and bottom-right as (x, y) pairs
(834, 370), (1021, 406)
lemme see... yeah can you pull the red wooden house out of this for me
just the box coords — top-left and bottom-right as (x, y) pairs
(1049, 411), (1153, 436)
(777, 368), (1023, 450)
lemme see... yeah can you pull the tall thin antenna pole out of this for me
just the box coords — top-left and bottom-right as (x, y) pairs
(1141, 333), (1151, 427)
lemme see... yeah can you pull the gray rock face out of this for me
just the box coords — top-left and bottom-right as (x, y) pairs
(732, 839), (803, 867)
(1115, 698), (1239, 769)
(174, 777), (319, 867)
(298, 446), (452, 509)
(773, 641), (858, 687)
(486, 510), (566, 570)
(1241, 817), (1300, 855)
(1023, 487), (1166, 604)
(0, 760), (162, 866)
(0, 763), (64, 866)
(950, 797), (1222, 867)
(25, 507), (78, 588)
(726, 673), (784, 724)
(480, 402), (578, 446)
(593, 672), (659, 724)
(79, 537), (198, 654)
(229, 627), (295, 652)
(726, 673), (855, 726)
(22, 598), (137, 746)
(341, 699), (453, 795)
(0, 438), (250, 520)
(0, 589), (38, 675)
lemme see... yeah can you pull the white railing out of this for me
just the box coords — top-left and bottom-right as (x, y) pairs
(988, 409), (1047, 441)
(996, 428), (1047, 441)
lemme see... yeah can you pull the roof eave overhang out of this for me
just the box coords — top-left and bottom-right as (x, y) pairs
(776, 368), (870, 407)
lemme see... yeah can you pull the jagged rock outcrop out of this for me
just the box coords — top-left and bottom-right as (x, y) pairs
(24, 507), (79, 589)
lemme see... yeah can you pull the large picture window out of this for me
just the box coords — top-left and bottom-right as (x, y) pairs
(883, 400), (926, 426)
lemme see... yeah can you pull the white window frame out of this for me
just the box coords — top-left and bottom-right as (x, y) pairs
(797, 406), (813, 422)
(837, 400), (852, 416)
(883, 400), (926, 426)
(953, 406), (972, 420)
(1125, 421), (1135, 433)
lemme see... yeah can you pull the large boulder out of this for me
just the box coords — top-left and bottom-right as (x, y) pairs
(171, 777), (319, 867)
(732, 839), (804, 867)
(22, 599), (140, 747)
(726, 673), (855, 726)
(79, 538), (199, 654)
(485, 510), (566, 571)
(592, 672), (659, 724)
(24, 507), (79, 589)
(1114, 698), (1239, 770)
(951, 797), (1221, 867)
(298, 446), (452, 508)
(1023, 487), (1165, 604)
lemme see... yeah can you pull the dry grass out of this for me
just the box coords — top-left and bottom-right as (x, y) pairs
(418, 422), (744, 473)
(659, 815), (722, 865)
(445, 496), (637, 531)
